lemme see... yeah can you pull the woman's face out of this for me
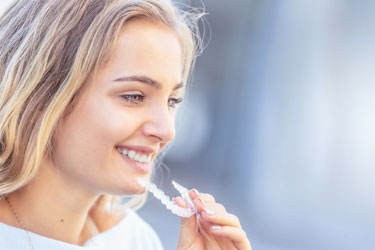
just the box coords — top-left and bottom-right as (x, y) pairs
(52, 19), (184, 195)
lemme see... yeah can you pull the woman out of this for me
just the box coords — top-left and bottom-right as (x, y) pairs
(0, 0), (251, 249)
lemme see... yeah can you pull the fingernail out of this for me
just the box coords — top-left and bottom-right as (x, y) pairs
(211, 225), (221, 230)
(192, 188), (200, 196)
(204, 208), (216, 215)
(197, 197), (206, 206)
(172, 197), (177, 205)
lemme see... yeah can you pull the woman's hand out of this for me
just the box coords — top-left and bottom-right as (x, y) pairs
(174, 189), (252, 250)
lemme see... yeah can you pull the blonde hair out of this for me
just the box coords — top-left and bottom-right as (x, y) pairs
(0, 0), (203, 229)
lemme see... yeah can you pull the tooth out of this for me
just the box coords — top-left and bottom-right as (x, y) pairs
(137, 155), (144, 163)
(128, 150), (136, 158)
(140, 155), (148, 163)
(145, 155), (150, 163)
(147, 155), (152, 162)
(122, 149), (128, 155)
(134, 154), (141, 161)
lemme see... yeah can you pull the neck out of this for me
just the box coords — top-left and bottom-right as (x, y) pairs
(0, 160), (100, 245)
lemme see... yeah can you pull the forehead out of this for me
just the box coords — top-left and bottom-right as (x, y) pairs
(101, 18), (183, 90)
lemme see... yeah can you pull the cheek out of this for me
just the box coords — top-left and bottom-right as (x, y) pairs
(88, 101), (143, 143)
(64, 97), (143, 155)
(53, 92), (147, 175)
(53, 101), (115, 167)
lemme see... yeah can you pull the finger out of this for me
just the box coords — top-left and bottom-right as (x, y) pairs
(200, 193), (215, 203)
(173, 197), (188, 208)
(193, 196), (206, 213)
(210, 226), (252, 250)
(197, 214), (213, 232)
(201, 210), (241, 228)
(205, 202), (227, 213)
(189, 190), (216, 204)
(199, 193), (216, 204)
(193, 197), (228, 215)
(188, 189), (199, 200)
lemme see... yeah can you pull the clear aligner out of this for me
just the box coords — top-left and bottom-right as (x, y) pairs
(172, 181), (196, 213)
(137, 178), (196, 217)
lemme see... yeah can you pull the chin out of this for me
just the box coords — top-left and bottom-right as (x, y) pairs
(129, 184), (147, 195)
(108, 183), (147, 196)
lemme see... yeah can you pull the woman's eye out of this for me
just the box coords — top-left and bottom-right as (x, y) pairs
(120, 94), (145, 104)
(168, 97), (183, 108)
(120, 94), (182, 108)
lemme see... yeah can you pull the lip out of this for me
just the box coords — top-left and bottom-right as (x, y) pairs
(115, 145), (157, 155)
(117, 149), (152, 173)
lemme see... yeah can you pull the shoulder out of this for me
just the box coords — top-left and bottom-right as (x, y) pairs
(0, 218), (33, 249)
(88, 207), (164, 249)
(125, 209), (159, 234)
(111, 208), (164, 247)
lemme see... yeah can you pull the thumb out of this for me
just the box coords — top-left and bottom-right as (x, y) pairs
(173, 197), (198, 246)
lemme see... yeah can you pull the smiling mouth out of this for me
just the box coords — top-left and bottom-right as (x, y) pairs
(116, 147), (153, 164)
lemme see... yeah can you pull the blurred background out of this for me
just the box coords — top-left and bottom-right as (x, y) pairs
(1, 0), (375, 249)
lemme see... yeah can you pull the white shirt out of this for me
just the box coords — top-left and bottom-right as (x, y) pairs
(0, 209), (164, 250)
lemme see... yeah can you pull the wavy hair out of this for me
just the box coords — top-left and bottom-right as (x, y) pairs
(0, 0), (203, 234)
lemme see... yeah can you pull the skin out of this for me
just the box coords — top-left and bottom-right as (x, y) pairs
(0, 18), (251, 249)
(0, 18), (181, 245)
(175, 191), (252, 250)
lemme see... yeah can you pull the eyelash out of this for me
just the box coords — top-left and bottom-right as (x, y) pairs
(120, 94), (183, 108)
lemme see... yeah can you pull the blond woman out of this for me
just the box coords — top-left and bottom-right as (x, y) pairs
(0, 0), (251, 249)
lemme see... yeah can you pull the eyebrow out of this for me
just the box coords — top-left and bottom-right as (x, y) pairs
(113, 75), (184, 91)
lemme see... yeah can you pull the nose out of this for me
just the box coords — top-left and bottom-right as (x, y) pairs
(141, 105), (176, 144)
